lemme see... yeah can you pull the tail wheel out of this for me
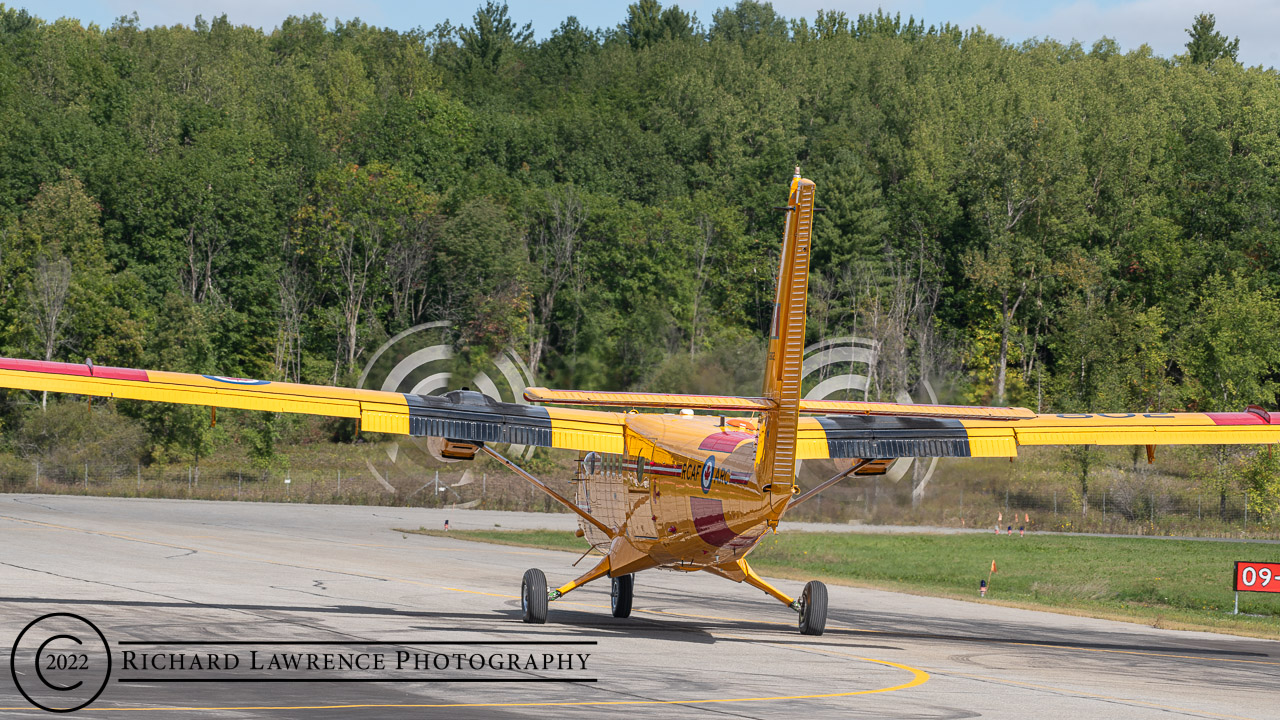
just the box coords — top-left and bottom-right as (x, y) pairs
(798, 580), (827, 636)
(521, 569), (548, 624)
(611, 574), (634, 618)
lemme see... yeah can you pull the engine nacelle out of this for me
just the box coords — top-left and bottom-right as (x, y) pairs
(426, 436), (483, 463)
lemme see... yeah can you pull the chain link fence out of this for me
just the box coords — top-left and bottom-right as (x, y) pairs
(0, 458), (567, 512)
(789, 471), (1277, 538)
(2, 455), (1276, 539)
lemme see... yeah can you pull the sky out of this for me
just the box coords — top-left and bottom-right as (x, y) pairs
(21, 0), (1280, 68)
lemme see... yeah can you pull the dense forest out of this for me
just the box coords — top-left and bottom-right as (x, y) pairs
(0, 3), (1278, 514)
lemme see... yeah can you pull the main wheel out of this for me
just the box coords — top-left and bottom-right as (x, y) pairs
(521, 568), (548, 624)
(611, 574), (634, 618)
(798, 580), (827, 636)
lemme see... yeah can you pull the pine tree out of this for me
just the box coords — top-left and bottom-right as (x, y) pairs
(1185, 13), (1239, 65)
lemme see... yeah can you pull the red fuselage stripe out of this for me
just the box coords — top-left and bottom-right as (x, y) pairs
(689, 496), (738, 547)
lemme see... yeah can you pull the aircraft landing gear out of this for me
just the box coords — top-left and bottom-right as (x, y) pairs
(797, 580), (827, 636)
(611, 574), (634, 618)
(521, 568), (548, 624)
(522, 557), (616, 624)
(708, 559), (827, 636)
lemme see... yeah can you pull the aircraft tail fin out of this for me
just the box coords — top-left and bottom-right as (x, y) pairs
(756, 170), (817, 510)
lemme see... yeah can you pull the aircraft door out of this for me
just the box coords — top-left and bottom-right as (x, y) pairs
(625, 455), (658, 540)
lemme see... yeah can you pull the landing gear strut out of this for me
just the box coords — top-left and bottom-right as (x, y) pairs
(611, 574), (634, 618)
(521, 568), (548, 624)
(797, 580), (827, 636)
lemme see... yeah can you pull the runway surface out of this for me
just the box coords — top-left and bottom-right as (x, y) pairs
(1, 494), (1277, 719)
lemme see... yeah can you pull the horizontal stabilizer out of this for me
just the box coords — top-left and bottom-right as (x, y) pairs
(524, 387), (771, 411)
(798, 399), (1035, 420)
(524, 386), (1032, 420)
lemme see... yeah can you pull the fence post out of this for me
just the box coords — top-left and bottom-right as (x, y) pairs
(34, 460), (39, 489)
(1244, 494), (1248, 530)
(1102, 491), (1106, 523)
(1053, 491), (1057, 515)
(137, 462), (141, 493)
(84, 463), (88, 491)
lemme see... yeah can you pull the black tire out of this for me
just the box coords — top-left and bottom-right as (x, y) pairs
(798, 580), (828, 636)
(521, 568), (548, 624)
(611, 574), (634, 618)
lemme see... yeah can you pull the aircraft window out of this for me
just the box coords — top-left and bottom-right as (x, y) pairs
(583, 452), (601, 476)
(636, 456), (646, 485)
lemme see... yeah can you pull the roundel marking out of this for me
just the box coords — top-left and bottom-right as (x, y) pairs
(701, 456), (716, 494)
(202, 375), (270, 386)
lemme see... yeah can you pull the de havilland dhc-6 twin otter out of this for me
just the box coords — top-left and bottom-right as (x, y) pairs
(4, 170), (1280, 635)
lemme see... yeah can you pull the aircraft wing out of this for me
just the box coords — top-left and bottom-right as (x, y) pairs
(0, 358), (625, 453)
(797, 408), (1280, 459)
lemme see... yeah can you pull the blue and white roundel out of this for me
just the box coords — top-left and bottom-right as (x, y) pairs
(202, 375), (270, 386)
(700, 456), (716, 494)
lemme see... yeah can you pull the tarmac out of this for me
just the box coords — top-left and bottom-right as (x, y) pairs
(1, 494), (1277, 718)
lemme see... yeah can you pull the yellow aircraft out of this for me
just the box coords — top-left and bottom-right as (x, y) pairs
(4, 169), (1279, 635)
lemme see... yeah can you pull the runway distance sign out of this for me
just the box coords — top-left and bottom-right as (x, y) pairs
(1234, 561), (1280, 593)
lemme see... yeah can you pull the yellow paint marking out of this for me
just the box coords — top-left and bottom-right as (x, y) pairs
(951, 672), (1261, 720)
(439, 586), (518, 599)
(0, 656), (927, 712)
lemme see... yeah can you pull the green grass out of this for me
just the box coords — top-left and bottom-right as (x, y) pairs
(405, 527), (1280, 639)
(403, 527), (592, 553)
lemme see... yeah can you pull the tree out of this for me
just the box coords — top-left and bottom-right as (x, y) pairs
(1049, 281), (1173, 514)
(619, 0), (697, 49)
(290, 163), (439, 382)
(1185, 13), (1238, 65)
(811, 148), (890, 272)
(1179, 273), (1280, 518)
(524, 185), (584, 376)
(710, 1), (787, 42)
(11, 170), (145, 376)
(1238, 448), (1280, 522)
(438, 197), (530, 357)
(27, 255), (70, 364)
(458, 2), (533, 71)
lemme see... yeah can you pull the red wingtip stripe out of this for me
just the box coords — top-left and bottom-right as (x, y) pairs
(1206, 412), (1267, 426)
(0, 358), (148, 382)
